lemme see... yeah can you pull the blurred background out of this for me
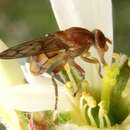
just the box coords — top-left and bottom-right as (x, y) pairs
(0, 0), (129, 56)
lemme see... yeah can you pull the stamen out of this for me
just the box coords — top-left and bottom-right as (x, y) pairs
(98, 101), (111, 128)
(104, 114), (111, 127)
(98, 111), (104, 128)
(64, 64), (78, 94)
(85, 93), (97, 127)
(80, 92), (97, 127)
(66, 81), (73, 89)
(79, 97), (89, 124)
(65, 81), (75, 95)
(87, 107), (97, 127)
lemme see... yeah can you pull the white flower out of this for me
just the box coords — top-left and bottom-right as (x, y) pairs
(0, 1), (130, 130)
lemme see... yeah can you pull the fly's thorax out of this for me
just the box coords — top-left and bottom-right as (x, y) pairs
(55, 27), (94, 48)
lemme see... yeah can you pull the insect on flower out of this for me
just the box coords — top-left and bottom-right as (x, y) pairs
(0, 27), (111, 111)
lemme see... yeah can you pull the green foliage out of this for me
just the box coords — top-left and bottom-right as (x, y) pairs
(113, 0), (130, 56)
(0, 0), (58, 46)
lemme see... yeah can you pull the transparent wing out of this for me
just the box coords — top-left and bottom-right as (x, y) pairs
(0, 34), (68, 59)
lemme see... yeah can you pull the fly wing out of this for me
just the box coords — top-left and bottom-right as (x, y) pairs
(0, 34), (68, 59)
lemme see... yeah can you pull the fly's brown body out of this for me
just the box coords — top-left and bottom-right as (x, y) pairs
(0, 27), (111, 76)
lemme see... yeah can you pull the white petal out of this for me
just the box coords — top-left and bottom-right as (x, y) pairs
(56, 124), (100, 130)
(0, 40), (25, 87)
(50, 0), (113, 87)
(56, 123), (123, 130)
(0, 83), (73, 112)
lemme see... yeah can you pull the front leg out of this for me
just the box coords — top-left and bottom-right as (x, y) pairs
(81, 55), (102, 78)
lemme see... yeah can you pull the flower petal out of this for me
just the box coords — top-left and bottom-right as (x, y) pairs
(50, 0), (113, 87)
(0, 40), (25, 87)
(56, 124), (101, 130)
(0, 83), (73, 112)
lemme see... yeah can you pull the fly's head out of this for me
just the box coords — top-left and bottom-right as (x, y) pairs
(92, 29), (112, 65)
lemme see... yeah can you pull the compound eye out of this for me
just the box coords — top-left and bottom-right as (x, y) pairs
(94, 29), (111, 52)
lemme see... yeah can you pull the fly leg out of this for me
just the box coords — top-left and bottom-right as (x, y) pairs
(51, 73), (58, 111)
(81, 55), (102, 78)
(51, 63), (66, 120)
(70, 60), (85, 79)
(51, 73), (59, 121)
